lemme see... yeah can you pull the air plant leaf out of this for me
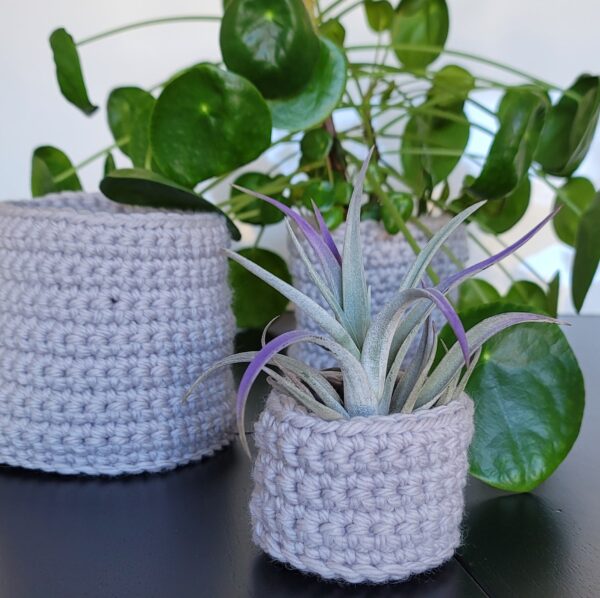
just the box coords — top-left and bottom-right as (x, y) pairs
(415, 312), (560, 408)
(342, 150), (374, 346)
(225, 250), (357, 356)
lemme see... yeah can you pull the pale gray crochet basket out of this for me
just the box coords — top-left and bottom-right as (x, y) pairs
(288, 217), (469, 369)
(0, 192), (236, 476)
(250, 391), (475, 584)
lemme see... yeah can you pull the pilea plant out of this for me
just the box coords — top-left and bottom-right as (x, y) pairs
(35, 0), (599, 327)
(189, 155), (585, 493)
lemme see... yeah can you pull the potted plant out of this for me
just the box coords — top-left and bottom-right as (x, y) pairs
(190, 157), (584, 583)
(0, 187), (240, 475)
(35, 0), (599, 336)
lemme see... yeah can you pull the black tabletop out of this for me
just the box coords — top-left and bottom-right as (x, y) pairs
(0, 316), (597, 598)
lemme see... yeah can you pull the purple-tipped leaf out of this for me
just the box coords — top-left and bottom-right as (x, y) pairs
(415, 312), (561, 408)
(233, 184), (342, 298)
(440, 206), (561, 292)
(311, 200), (342, 264)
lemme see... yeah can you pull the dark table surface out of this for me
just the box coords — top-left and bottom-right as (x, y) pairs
(0, 316), (597, 598)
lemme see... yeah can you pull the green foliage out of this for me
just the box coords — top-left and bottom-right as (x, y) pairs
(457, 279), (501, 312)
(31, 146), (82, 196)
(220, 0), (320, 99)
(268, 38), (347, 131)
(107, 87), (155, 167)
(49, 28), (97, 115)
(392, 0), (449, 68)
(536, 75), (600, 177)
(229, 247), (292, 328)
(301, 129), (333, 162)
(381, 192), (413, 234)
(100, 168), (240, 239)
(150, 65), (272, 187)
(365, 0), (394, 32)
(468, 87), (548, 200)
(231, 172), (285, 225)
(439, 303), (584, 492)
(552, 177), (596, 247)
(573, 192), (600, 312)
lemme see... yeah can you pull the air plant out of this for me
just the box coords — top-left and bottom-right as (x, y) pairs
(187, 152), (561, 456)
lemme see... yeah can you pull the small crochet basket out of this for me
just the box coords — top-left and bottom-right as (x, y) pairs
(288, 218), (469, 369)
(0, 192), (236, 476)
(250, 391), (474, 584)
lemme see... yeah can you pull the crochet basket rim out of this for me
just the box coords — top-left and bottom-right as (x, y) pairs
(262, 389), (472, 433)
(0, 191), (228, 230)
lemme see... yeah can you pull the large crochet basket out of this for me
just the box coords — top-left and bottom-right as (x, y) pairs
(288, 217), (469, 369)
(250, 391), (475, 584)
(0, 192), (236, 476)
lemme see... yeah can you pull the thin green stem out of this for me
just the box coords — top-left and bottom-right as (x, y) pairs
(77, 16), (220, 46)
(320, 0), (347, 18)
(534, 169), (583, 217)
(254, 226), (266, 248)
(330, 0), (362, 20)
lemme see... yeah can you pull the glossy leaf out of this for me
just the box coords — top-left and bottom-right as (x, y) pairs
(151, 65), (272, 187)
(471, 176), (531, 234)
(441, 303), (584, 492)
(107, 87), (155, 167)
(429, 65), (475, 110)
(220, 0), (320, 99)
(572, 192), (600, 312)
(365, 0), (394, 32)
(49, 28), (97, 115)
(229, 248), (292, 329)
(391, 0), (449, 69)
(457, 279), (501, 312)
(553, 177), (596, 247)
(535, 75), (600, 177)
(301, 129), (333, 162)
(31, 146), (82, 197)
(468, 87), (548, 200)
(99, 168), (241, 240)
(269, 38), (347, 132)
(402, 110), (470, 193)
(231, 172), (284, 225)
(381, 192), (413, 234)
(505, 281), (549, 313)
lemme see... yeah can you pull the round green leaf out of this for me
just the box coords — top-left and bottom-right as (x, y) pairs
(505, 280), (549, 313)
(475, 176), (531, 234)
(450, 303), (584, 492)
(268, 38), (347, 132)
(553, 177), (596, 247)
(391, 0), (449, 69)
(401, 110), (470, 193)
(430, 65), (475, 110)
(49, 28), (97, 115)
(107, 87), (155, 167)
(381, 192), (413, 234)
(301, 129), (333, 162)
(220, 0), (320, 99)
(535, 75), (600, 177)
(229, 247), (291, 328)
(231, 172), (284, 225)
(100, 168), (240, 240)
(319, 19), (346, 47)
(151, 65), (272, 187)
(31, 146), (82, 197)
(365, 0), (394, 32)
(457, 279), (501, 312)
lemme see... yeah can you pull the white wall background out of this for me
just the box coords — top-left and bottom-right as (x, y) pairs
(1, 0), (599, 313)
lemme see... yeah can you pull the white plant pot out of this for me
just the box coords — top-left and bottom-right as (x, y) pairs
(288, 217), (469, 369)
(0, 192), (236, 475)
(250, 390), (474, 584)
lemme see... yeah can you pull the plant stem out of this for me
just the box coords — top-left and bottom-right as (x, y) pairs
(53, 138), (127, 184)
(254, 226), (266, 248)
(77, 16), (220, 46)
(331, 0), (363, 20)
(320, 0), (352, 18)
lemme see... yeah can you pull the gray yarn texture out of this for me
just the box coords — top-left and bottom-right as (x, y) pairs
(250, 391), (475, 584)
(288, 218), (469, 369)
(0, 192), (236, 476)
